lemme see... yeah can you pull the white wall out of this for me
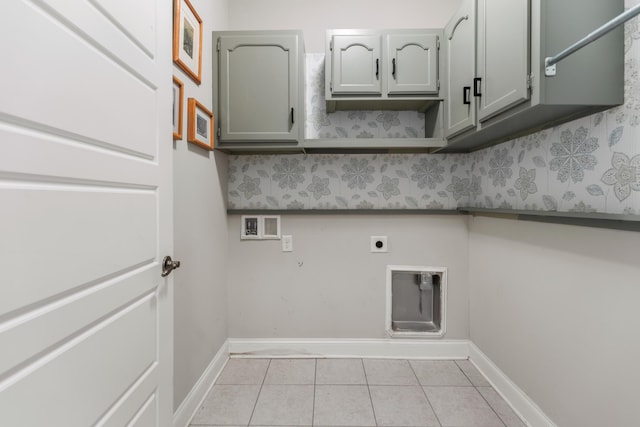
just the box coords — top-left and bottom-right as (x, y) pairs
(227, 214), (469, 339)
(469, 216), (640, 427)
(229, 0), (461, 52)
(173, 0), (230, 411)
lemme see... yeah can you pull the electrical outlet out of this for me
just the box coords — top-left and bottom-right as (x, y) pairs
(241, 215), (260, 239)
(282, 235), (293, 252)
(370, 236), (388, 253)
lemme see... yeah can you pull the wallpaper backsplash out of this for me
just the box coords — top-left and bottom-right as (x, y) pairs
(228, 5), (640, 215)
(304, 54), (427, 139)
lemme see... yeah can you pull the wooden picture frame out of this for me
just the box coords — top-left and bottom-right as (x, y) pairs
(187, 98), (214, 150)
(173, 0), (202, 84)
(172, 76), (184, 140)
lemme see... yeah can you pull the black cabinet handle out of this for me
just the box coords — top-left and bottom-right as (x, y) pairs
(463, 86), (471, 105)
(376, 58), (379, 79)
(291, 107), (294, 124)
(474, 77), (482, 97)
(392, 58), (396, 78)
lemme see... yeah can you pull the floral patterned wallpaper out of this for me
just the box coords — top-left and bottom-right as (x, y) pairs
(228, 153), (465, 210)
(304, 54), (427, 139)
(228, 3), (640, 215)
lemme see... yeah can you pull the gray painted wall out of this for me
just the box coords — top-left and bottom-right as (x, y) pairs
(228, 0), (460, 53)
(227, 214), (470, 339)
(469, 216), (640, 426)
(173, 0), (230, 411)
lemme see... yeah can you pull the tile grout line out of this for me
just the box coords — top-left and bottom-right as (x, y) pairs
(455, 360), (507, 427)
(366, 383), (482, 387)
(453, 359), (475, 387)
(246, 358), (271, 427)
(461, 360), (509, 426)
(409, 360), (444, 427)
(454, 359), (470, 380)
(475, 385), (508, 427)
(312, 358), (317, 427)
(362, 358), (379, 427)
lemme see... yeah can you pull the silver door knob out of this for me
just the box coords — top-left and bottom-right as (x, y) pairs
(161, 255), (181, 277)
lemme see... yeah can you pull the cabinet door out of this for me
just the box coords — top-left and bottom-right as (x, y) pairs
(444, 0), (476, 137)
(218, 34), (300, 142)
(476, 0), (529, 122)
(387, 33), (439, 95)
(331, 34), (382, 95)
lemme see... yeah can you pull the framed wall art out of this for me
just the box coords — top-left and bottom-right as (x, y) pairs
(172, 76), (184, 140)
(187, 98), (214, 150)
(173, 0), (202, 84)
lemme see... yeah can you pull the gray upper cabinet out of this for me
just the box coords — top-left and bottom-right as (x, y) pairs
(386, 33), (439, 95)
(476, 0), (530, 121)
(325, 29), (442, 112)
(331, 34), (382, 95)
(442, 0), (624, 152)
(445, 0), (528, 138)
(444, 0), (476, 138)
(214, 30), (304, 151)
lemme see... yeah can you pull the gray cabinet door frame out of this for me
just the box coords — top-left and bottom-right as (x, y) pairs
(444, 0), (476, 138)
(476, 0), (530, 122)
(218, 34), (300, 142)
(386, 33), (439, 95)
(331, 34), (382, 95)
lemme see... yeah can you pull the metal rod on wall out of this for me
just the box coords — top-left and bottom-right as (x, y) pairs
(545, 4), (640, 76)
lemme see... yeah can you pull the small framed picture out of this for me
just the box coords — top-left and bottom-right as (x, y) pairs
(173, 0), (202, 84)
(187, 98), (214, 150)
(172, 76), (184, 140)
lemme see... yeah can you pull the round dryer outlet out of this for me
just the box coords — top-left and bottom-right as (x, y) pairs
(370, 236), (388, 253)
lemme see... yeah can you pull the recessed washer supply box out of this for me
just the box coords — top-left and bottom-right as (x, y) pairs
(386, 265), (447, 338)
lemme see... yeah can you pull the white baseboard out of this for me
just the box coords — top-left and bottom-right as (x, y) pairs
(173, 340), (230, 427)
(227, 338), (470, 359)
(469, 342), (556, 427)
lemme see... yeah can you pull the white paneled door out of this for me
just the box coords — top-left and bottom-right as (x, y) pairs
(0, 1), (173, 426)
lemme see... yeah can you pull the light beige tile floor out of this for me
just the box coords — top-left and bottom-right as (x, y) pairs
(190, 358), (526, 427)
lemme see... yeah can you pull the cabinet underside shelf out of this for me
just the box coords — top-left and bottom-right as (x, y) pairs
(458, 208), (640, 232)
(325, 98), (439, 113)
